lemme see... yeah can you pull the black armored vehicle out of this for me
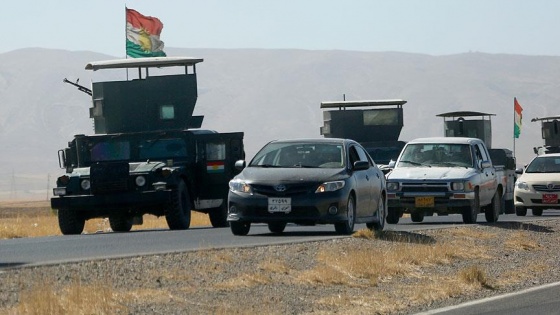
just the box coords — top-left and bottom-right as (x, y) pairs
(51, 57), (244, 235)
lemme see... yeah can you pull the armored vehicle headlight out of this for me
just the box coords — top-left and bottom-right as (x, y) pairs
(135, 176), (146, 187)
(451, 182), (464, 191)
(316, 181), (345, 193)
(80, 179), (91, 190)
(53, 187), (66, 196)
(387, 182), (400, 191)
(58, 175), (70, 185)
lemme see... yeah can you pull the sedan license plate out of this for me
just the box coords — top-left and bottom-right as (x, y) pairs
(542, 193), (558, 204)
(415, 196), (435, 208)
(268, 197), (291, 213)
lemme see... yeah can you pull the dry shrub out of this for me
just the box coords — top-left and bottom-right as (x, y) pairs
(15, 279), (125, 315)
(216, 273), (271, 289)
(258, 259), (290, 274)
(505, 230), (540, 251)
(447, 226), (496, 240)
(459, 265), (494, 289)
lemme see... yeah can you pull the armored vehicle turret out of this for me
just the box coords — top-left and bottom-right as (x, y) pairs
(531, 116), (560, 154)
(51, 57), (245, 235)
(320, 99), (407, 167)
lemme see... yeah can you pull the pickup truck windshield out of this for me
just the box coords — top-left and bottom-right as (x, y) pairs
(398, 143), (473, 167)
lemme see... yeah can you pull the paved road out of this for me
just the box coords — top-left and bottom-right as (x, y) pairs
(1, 211), (558, 270)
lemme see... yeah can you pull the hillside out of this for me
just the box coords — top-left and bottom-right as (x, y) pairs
(1, 48), (559, 199)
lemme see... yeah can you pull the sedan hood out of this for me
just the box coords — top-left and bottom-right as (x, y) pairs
(388, 167), (475, 180)
(518, 172), (560, 184)
(237, 167), (347, 184)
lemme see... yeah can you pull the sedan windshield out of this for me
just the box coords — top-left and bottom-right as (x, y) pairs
(526, 156), (560, 173)
(250, 143), (345, 168)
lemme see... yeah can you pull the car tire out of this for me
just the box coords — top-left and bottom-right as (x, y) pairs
(268, 222), (287, 234)
(532, 208), (544, 216)
(386, 207), (401, 224)
(367, 194), (386, 231)
(462, 188), (480, 224)
(515, 206), (527, 216)
(335, 195), (355, 235)
(231, 221), (251, 236)
(166, 180), (191, 230)
(411, 210), (424, 223)
(58, 208), (85, 235)
(485, 191), (502, 223)
(208, 201), (229, 228)
(109, 214), (133, 232)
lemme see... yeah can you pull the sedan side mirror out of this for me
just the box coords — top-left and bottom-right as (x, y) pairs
(234, 160), (246, 171)
(353, 160), (370, 171)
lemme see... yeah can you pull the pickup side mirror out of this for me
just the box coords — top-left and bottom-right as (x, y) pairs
(234, 160), (246, 171)
(388, 160), (396, 168)
(480, 160), (492, 169)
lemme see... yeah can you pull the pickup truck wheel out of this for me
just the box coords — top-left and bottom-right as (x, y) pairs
(515, 206), (527, 216)
(109, 214), (133, 232)
(532, 208), (544, 216)
(58, 208), (85, 235)
(485, 191), (502, 223)
(462, 188), (480, 224)
(367, 194), (386, 231)
(231, 221), (251, 235)
(268, 222), (287, 234)
(209, 202), (229, 228)
(386, 207), (400, 224)
(335, 195), (356, 235)
(166, 180), (191, 230)
(410, 210), (424, 223)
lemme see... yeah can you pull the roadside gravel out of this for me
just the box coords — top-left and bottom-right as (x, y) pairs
(2, 218), (560, 314)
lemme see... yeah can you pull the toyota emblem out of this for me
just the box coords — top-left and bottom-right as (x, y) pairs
(274, 184), (287, 192)
(547, 183), (555, 190)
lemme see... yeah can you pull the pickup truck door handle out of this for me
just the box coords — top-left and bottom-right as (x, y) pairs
(366, 175), (369, 181)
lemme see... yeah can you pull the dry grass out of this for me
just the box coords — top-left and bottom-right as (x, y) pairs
(0, 200), (212, 239)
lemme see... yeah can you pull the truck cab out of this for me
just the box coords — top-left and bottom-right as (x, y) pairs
(51, 57), (244, 234)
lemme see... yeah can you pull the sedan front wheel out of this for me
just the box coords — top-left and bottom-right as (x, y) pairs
(335, 195), (355, 235)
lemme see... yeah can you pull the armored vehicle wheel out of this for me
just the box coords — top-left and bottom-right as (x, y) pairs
(231, 221), (251, 235)
(268, 222), (287, 234)
(532, 208), (544, 216)
(335, 195), (355, 235)
(411, 210), (425, 223)
(515, 206), (527, 216)
(386, 207), (401, 224)
(58, 208), (85, 235)
(485, 191), (502, 223)
(367, 194), (386, 231)
(109, 214), (133, 232)
(166, 180), (191, 230)
(208, 202), (229, 228)
(462, 188), (480, 224)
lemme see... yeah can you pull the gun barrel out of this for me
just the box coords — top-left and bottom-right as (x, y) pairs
(63, 78), (92, 96)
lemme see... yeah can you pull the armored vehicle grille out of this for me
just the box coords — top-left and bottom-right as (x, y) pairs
(90, 161), (129, 194)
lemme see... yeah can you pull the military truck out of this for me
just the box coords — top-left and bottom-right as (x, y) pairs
(531, 115), (560, 155)
(436, 111), (516, 213)
(319, 99), (407, 171)
(51, 57), (244, 235)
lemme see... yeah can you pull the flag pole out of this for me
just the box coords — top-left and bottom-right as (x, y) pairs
(125, 5), (129, 80)
(513, 97), (516, 159)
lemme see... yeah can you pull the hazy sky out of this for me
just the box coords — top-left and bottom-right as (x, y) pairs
(2, 1), (558, 57)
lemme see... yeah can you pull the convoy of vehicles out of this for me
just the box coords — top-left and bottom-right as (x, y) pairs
(514, 153), (560, 216)
(226, 138), (387, 235)
(51, 57), (245, 235)
(386, 137), (503, 224)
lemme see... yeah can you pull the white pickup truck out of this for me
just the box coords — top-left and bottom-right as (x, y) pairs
(385, 137), (503, 224)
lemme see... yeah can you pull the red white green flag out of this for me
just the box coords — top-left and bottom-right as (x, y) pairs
(126, 8), (166, 58)
(514, 97), (523, 138)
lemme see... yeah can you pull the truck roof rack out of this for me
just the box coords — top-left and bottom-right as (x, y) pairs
(320, 99), (407, 109)
(436, 111), (495, 118)
(85, 57), (204, 71)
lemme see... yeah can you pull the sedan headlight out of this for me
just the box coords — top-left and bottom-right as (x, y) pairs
(315, 181), (345, 193)
(516, 181), (529, 190)
(387, 182), (400, 191)
(229, 179), (252, 194)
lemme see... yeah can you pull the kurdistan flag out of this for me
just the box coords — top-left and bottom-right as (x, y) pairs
(126, 8), (166, 58)
(514, 97), (523, 138)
